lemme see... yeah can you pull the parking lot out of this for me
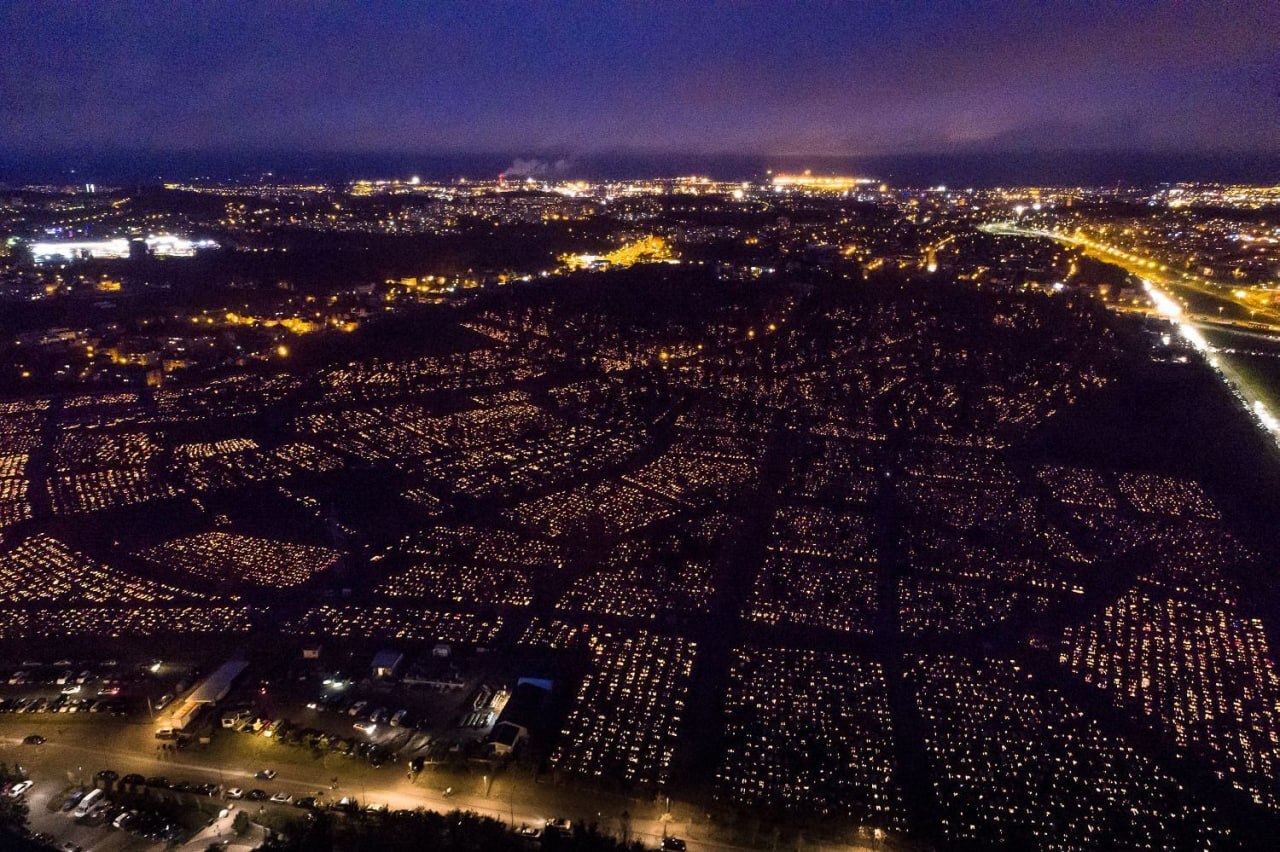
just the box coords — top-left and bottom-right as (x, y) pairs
(210, 645), (520, 775)
(0, 642), (747, 852)
(0, 655), (205, 728)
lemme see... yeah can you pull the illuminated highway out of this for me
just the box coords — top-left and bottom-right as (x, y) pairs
(980, 221), (1280, 331)
(981, 221), (1280, 449)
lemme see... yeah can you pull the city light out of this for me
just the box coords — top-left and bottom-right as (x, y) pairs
(770, 173), (877, 191)
(561, 235), (673, 270)
(0, 163), (1278, 852)
(28, 234), (218, 265)
(2, 5), (1279, 850)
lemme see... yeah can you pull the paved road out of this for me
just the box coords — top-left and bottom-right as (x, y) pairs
(981, 221), (1280, 331)
(3, 728), (882, 852)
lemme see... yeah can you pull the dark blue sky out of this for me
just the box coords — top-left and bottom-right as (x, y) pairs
(2, 0), (1276, 161)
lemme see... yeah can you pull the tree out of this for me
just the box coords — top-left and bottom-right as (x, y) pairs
(0, 795), (28, 834)
(256, 808), (650, 852)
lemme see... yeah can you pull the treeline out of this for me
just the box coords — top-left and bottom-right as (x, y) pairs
(259, 808), (649, 852)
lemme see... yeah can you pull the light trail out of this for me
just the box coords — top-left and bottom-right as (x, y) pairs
(1143, 276), (1280, 445)
(979, 221), (1280, 330)
(980, 222), (1280, 449)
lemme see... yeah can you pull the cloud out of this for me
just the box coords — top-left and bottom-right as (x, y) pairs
(499, 157), (571, 179)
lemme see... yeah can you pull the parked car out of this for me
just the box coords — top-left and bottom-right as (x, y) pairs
(73, 788), (104, 818)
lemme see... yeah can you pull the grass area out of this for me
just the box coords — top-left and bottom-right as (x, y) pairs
(1162, 280), (1253, 322)
(1201, 326), (1280, 354)
(1223, 352), (1280, 414)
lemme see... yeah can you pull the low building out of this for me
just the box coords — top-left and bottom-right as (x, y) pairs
(371, 649), (404, 680)
(188, 660), (250, 704)
(490, 721), (525, 756)
(156, 659), (248, 739)
(488, 679), (551, 756)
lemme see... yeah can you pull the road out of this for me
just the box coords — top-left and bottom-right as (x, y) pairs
(0, 724), (883, 852)
(979, 221), (1280, 332)
(982, 220), (1280, 449)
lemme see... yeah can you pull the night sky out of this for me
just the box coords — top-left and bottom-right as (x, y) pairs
(1, 1), (1276, 166)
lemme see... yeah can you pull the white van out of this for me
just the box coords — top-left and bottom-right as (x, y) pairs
(73, 788), (104, 818)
